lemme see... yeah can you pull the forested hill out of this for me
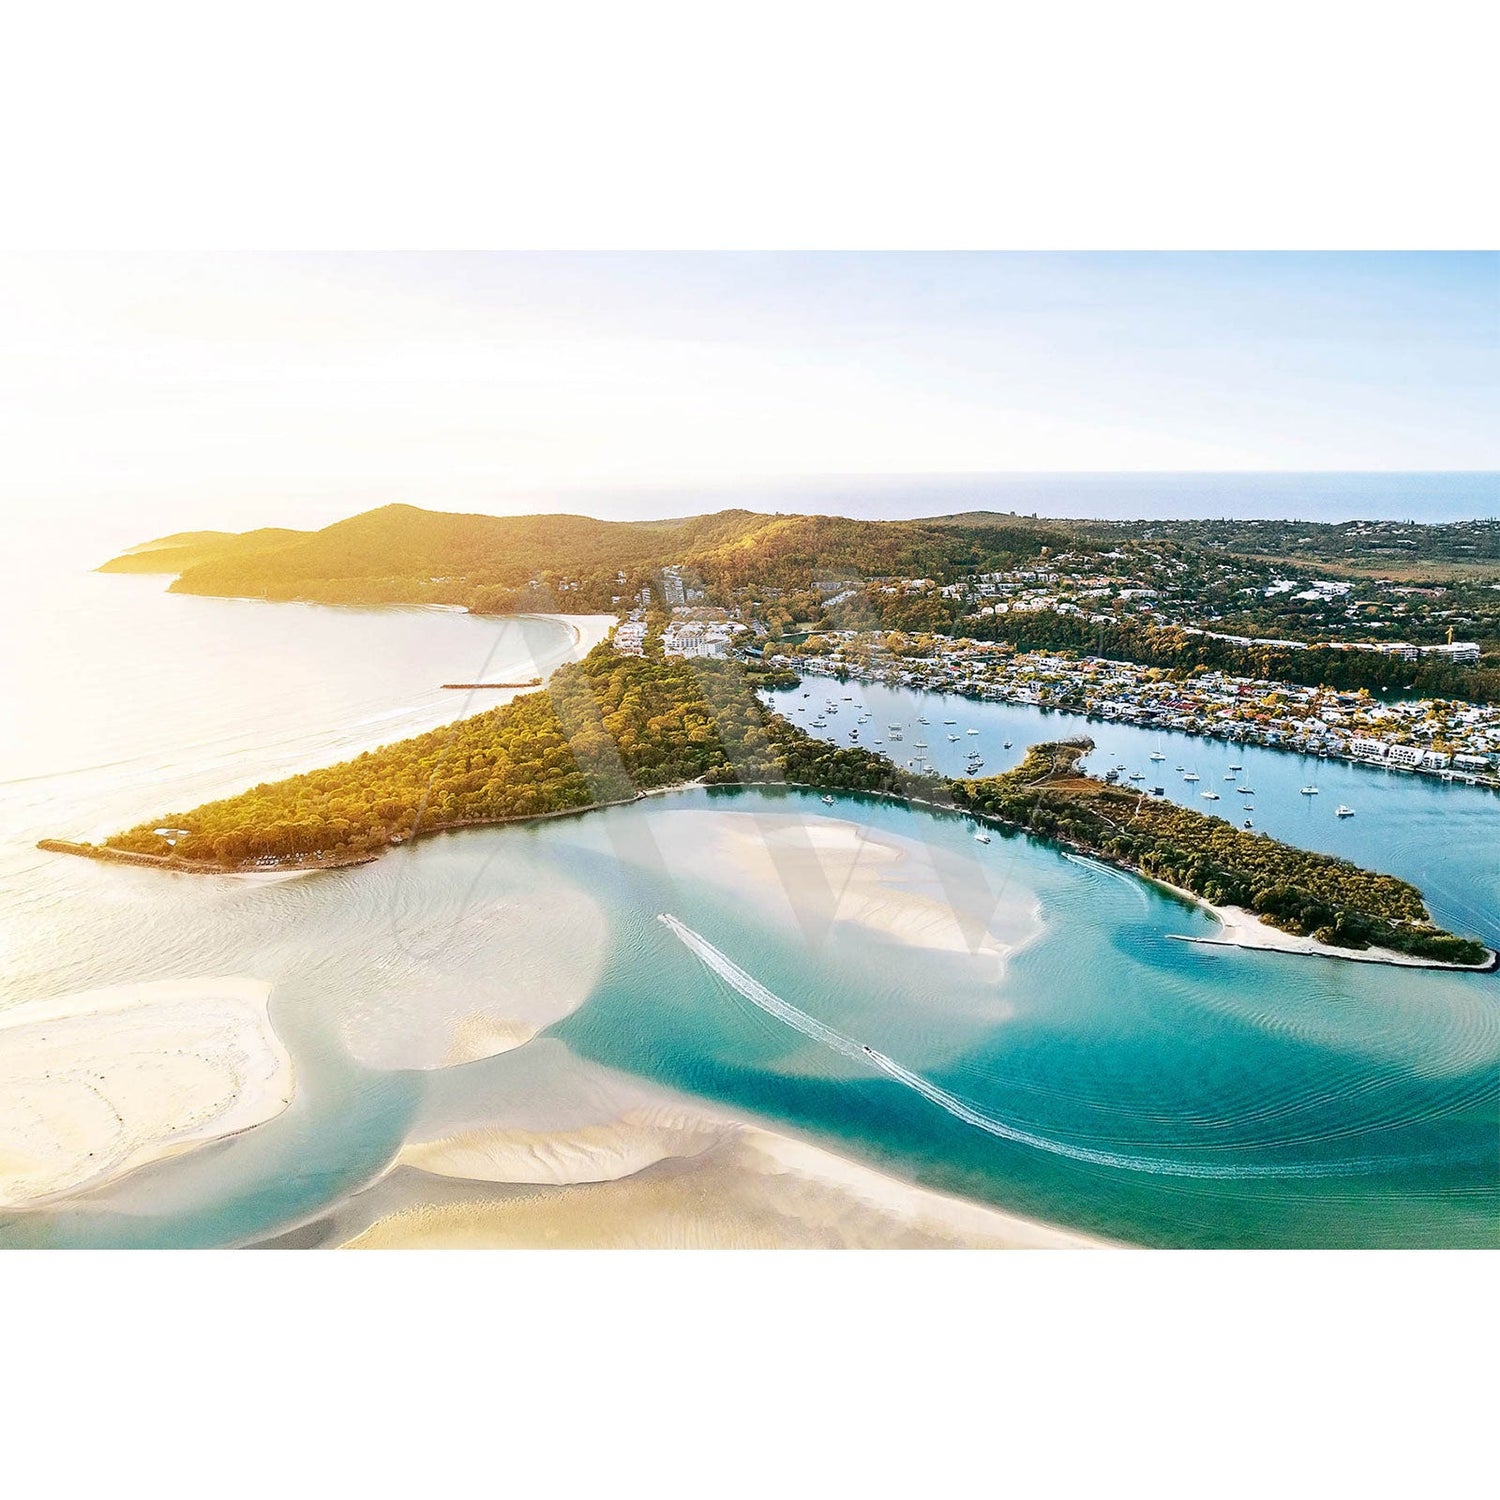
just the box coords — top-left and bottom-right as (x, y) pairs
(96, 526), (307, 576)
(99, 502), (1062, 611)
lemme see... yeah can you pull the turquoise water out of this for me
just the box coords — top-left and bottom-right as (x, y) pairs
(768, 680), (1500, 950)
(2, 574), (1496, 1247)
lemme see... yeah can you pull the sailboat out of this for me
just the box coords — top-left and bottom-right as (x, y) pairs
(1301, 785), (1319, 795)
(1336, 804), (1354, 817)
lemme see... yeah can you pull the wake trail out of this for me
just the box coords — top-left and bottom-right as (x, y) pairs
(656, 913), (1431, 1182)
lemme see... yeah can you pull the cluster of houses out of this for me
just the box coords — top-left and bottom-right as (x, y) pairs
(660, 611), (747, 659)
(872, 558), (1484, 663)
(762, 631), (1500, 784)
(611, 609), (747, 661)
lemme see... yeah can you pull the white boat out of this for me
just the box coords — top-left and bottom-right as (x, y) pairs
(1183, 772), (1200, 783)
(1228, 763), (1242, 772)
(973, 830), (991, 844)
(1150, 751), (1166, 762)
(1201, 791), (1220, 801)
(947, 733), (960, 741)
(1223, 772), (1236, 780)
(1129, 771), (1144, 781)
(1301, 785), (1319, 795)
(820, 794), (834, 805)
(1336, 805), (1354, 817)
(1237, 786), (1255, 795)
(966, 728), (979, 735)
(944, 720), (957, 725)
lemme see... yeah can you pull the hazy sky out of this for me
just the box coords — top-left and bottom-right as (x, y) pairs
(1, 252), (1495, 549)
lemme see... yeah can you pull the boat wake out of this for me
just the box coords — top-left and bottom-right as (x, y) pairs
(656, 913), (1430, 1181)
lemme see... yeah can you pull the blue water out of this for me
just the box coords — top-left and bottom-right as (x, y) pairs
(2, 574), (1496, 1248)
(767, 680), (1500, 950)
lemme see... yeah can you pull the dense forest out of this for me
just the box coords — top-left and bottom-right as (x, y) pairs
(950, 740), (1490, 966)
(92, 645), (937, 867)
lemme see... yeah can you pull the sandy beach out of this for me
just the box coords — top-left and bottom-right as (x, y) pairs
(1149, 876), (1498, 971)
(340, 1120), (1101, 1250)
(0, 976), (293, 1208)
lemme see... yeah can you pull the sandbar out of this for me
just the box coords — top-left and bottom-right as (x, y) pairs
(341, 1120), (1101, 1249)
(0, 976), (293, 1208)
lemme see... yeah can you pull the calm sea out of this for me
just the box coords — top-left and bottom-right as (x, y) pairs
(1, 567), (1496, 1247)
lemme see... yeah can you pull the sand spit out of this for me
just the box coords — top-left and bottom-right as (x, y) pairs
(0, 976), (293, 1208)
(1158, 888), (1497, 972)
(339, 1119), (1099, 1250)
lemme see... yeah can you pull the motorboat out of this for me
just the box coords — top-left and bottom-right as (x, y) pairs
(1200, 790), (1220, 801)
(1183, 772), (1200, 783)
(1301, 785), (1319, 795)
(1336, 805), (1354, 817)
(820, 794), (835, 805)
(974, 830), (991, 844)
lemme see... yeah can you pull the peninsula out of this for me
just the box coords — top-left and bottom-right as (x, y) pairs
(42, 634), (1493, 971)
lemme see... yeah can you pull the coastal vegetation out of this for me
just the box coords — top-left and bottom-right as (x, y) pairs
(50, 637), (1488, 965)
(83, 643), (934, 868)
(125, 503), (1059, 616)
(950, 740), (1490, 966)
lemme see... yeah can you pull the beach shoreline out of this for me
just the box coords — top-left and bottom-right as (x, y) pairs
(40, 773), (1496, 972)
(337, 1110), (1109, 1251)
(0, 976), (294, 1210)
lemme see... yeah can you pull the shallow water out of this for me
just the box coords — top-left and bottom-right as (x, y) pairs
(1, 574), (1496, 1247)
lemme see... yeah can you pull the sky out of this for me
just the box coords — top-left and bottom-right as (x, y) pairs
(0, 252), (1495, 553)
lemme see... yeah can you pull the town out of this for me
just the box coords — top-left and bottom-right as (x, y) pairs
(751, 628), (1500, 786)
